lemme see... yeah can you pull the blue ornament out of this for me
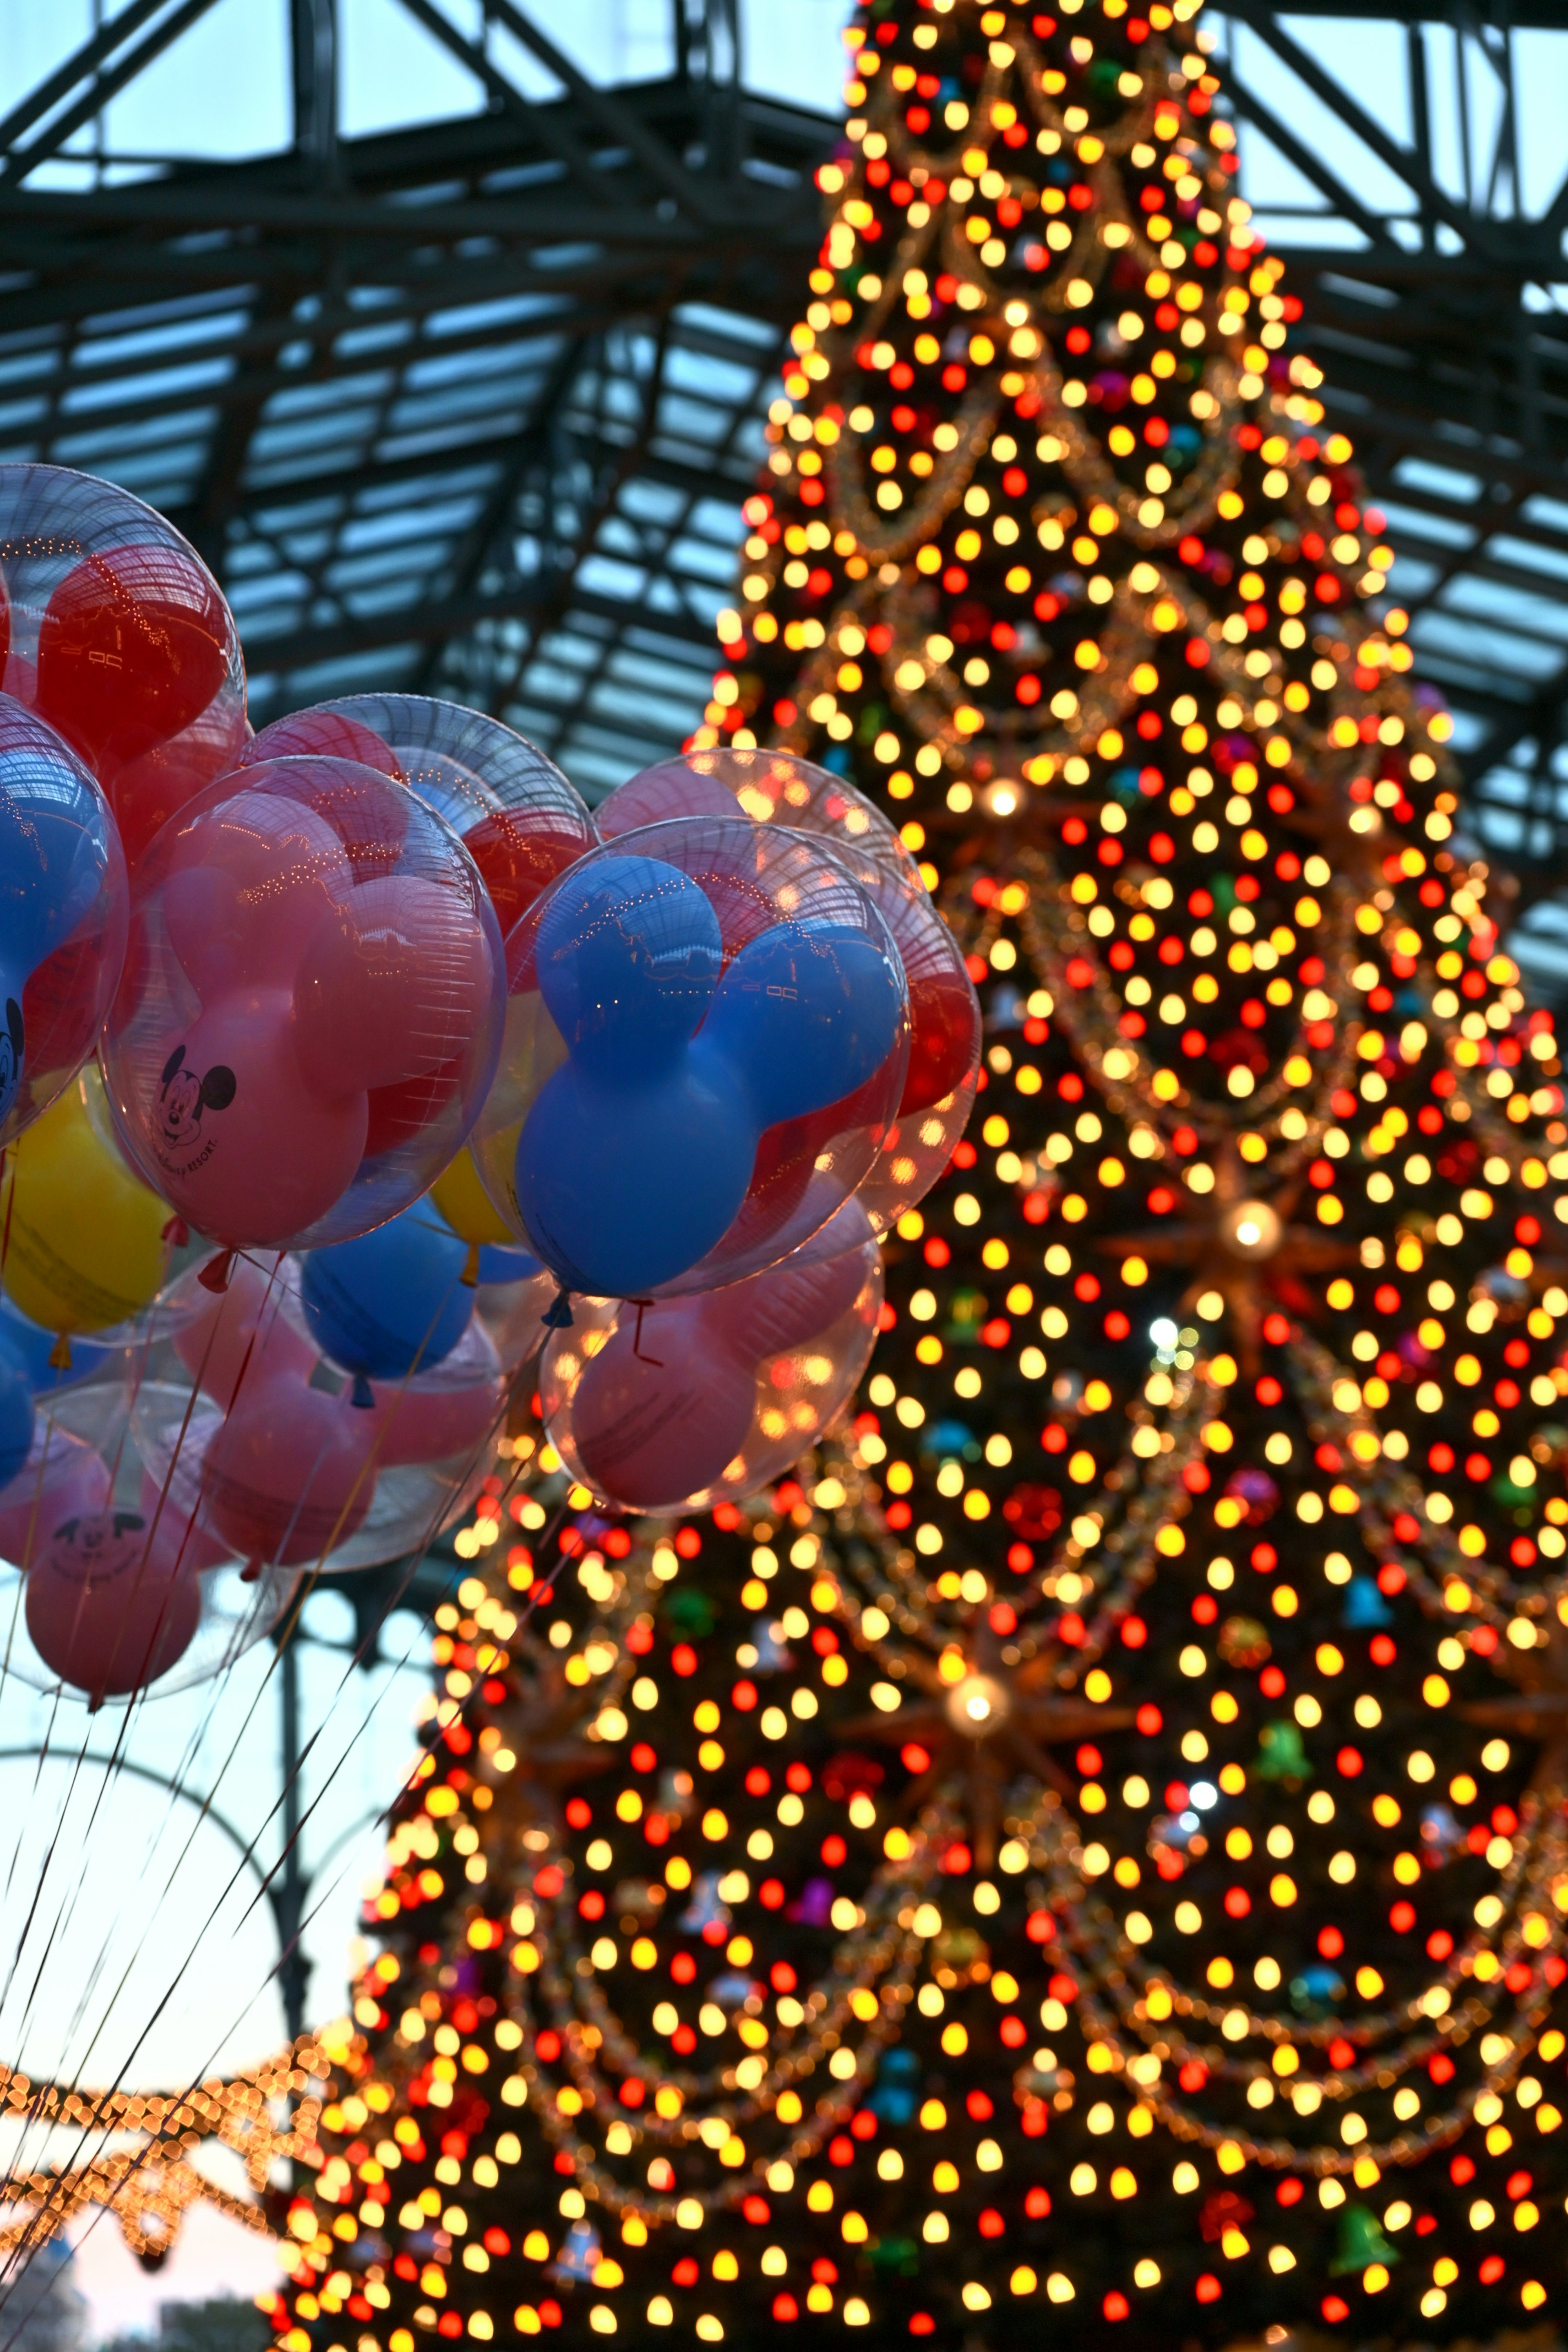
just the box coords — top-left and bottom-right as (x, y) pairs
(1343, 1575), (1393, 1629)
(301, 1204), (472, 1406)
(679, 1871), (730, 1936)
(551, 2221), (601, 2285)
(516, 853), (904, 1299)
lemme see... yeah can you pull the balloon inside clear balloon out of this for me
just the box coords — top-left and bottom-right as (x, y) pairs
(0, 1382), (294, 1706)
(0, 695), (128, 1152)
(541, 1233), (883, 1513)
(599, 745), (980, 1247)
(0, 461), (248, 870)
(244, 693), (597, 940)
(100, 755), (506, 1251)
(468, 816), (910, 1301)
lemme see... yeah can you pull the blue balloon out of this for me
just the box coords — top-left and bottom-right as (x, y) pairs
(537, 855), (722, 1081)
(301, 1205), (473, 1405)
(477, 1242), (542, 1285)
(517, 1054), (755, 1300)
(0, 1334), (34, 1487)
(0, 705), (121, 1126)
(0, 1295), (114, 1394)
(516, 853), (905, 1301)
(701, 922), (905, 1129)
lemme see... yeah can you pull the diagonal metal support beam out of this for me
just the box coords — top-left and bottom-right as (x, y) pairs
(389, 0), (610, 193)
(0, 0), (229, 185)
(1221, 67), (1396, 250)
(0, 0), (175, 151)
(483, 0), (719, 223)
(1225, 0), (1510, 255)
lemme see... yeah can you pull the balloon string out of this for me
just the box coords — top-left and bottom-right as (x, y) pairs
(631, 1300), (663, 1368)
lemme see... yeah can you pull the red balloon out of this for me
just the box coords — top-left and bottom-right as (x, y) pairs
(36, 543), (232, 779)
(106, 695), (253, 873)
(566, 1298), (752, 1515)
(25, 1508), (201, 1704)
(201, 1374), (375, 1568)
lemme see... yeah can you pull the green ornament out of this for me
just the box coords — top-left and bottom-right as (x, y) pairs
(1329, 2205), (1399, 2276)
(661, 1587), (716, 1638)
(1256, 1720), (1312, 1782)
(1492, 1473), (1535, 1510)
(944, 1287), (986, 1344)
(867, 2237), (920, 2279)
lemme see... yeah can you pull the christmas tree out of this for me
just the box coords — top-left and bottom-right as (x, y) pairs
(266, 0), (1568, 2344)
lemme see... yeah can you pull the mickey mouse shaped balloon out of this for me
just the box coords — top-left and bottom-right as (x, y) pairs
(468, 817), (909, 1301)
(0, 463), (247, 869)
(101, 755), (505, 1252)
(597, 747), (980, 1247)
(0, 696), (128, 1148)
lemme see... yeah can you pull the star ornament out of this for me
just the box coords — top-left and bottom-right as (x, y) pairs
(1098, 1143), (1355, 1369)
(844, 1601), (1132, 1868)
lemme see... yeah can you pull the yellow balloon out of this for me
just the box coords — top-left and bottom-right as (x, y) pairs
(430, 1147), (514, 1248)
(1, 1068), (169, 1336)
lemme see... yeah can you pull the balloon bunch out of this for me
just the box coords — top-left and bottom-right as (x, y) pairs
(467, 745), (979, 1512)
(0, 456), (968, 1674)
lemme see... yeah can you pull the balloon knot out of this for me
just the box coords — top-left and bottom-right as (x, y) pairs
(198, 1249), (237, 1294)
(462, 1243), (481, 1289)
(47, 1332), (71, 1372)
(241, 1556), (263, 1583)
(161, 1216), (189, 1248)
(542, 1289), (574, 1330)
(351, 1373), (376, 1409)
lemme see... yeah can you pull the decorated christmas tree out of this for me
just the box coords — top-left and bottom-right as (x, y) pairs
(267, 0), (1568, 2345)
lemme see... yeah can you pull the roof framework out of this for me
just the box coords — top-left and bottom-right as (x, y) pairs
(0, 0), (1566, 927)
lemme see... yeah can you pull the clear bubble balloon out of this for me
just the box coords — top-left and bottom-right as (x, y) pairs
(0, 1382), (294, 1706)
(0, 463), (247, 870)
(244, 693), (597, 940)
(0, 697), (128, 1149)
(599, 746), (979, 1243)
(468, 817), (910, 1301)
(149, 1248), (509, 1574)
(101, 755), (506, 1251)
(542, 1234), (882, 1513)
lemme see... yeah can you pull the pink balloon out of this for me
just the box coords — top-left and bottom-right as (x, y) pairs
(293, 875), (497, 1100)
(138, 1462), (231, 1577)
(137, 990), (368, 1248)
(699, 1238), (872, 1363)
(200, 1374), (376, 1568)
(161, 788), (352, 994)
(172, 1252), (316, 1411)
(546, 1238), (883, 1515)
(0, 1426), (110, 1570)
(25, 1508), (201, 1704)
(561, 1298), (752, 1515)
